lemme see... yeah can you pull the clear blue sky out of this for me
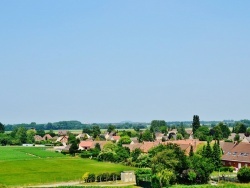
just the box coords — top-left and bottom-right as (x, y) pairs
(1, 1), (250, 124)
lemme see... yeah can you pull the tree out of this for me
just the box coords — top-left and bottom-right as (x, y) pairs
(212, 140), (221, 170)
(107, 124), (116, 133)
(92, 125), (101, 139)
(26, 129), (35, 143)
(69, 141), (79, 156)
(131, 148), (142, 162)
(0, 122), (5, 133)
(235, 122), (247, 133)
(202, 141), (212, 159)
(176, 133), (183, 140)
(211, 125), (223, 140)
(194, 126), (210, 141)
(142, 130), (154, 141)
(237, 167), (250, 183)
(189, 145), (194, 157)
(36, 129), (45, 137)
(234, 133), (240, 142)
(192, 115), (200, 135)
(177, 124), (188, 139)
(150, 120), (166, 133)
(16, 127), (27, 143)
(217, 122), (231, 139)
(117, 136), (131, 146)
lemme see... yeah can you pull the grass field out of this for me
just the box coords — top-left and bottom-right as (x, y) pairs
(0, 146), (136, 186)
(172, 183), (250, 188)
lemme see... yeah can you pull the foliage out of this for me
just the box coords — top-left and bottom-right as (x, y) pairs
(0, 147), (135, 186)
(0, 122), (5, 133)
(69, 141), (79, 155)
(237, 167), (250, 183)
(117, 136), (131, 145)
(150, 120), (166, 133)
(107, 124), (116, 133)
(194, 126), (210, 141)
(234, 122), (247, 133)
(210, 125), (223, 140)
(141, 129), (154, 141)
(192, 115), (201, 135)
(234, 134), (240, 142)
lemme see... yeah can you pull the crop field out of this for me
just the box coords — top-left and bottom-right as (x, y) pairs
(0, 146), (136, 186)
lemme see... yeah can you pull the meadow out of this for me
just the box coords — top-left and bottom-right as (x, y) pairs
(0, 146), (136, 186)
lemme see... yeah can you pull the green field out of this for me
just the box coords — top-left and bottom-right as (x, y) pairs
(0, 146), (136, 186)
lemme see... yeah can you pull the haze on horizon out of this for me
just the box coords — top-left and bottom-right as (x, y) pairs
(1, 1), (250, 125)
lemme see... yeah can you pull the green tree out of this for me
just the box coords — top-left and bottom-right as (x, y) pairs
(192, 115), (200, 135)
(150, 120), (166, 133)
(26, 129), (35, 143)
(92, 125), (101, 139)
(211, 125), (223, 140)
(107, 124), (116, 133)
(194, 126), (210, 141)
(36, 129), (45, 137)
(189, 145), (194, 157)
(142, 129), (154, 141)
(202, 141), (213, 159)
(177, 124), (188, 139)
(234, 133), (240, 142)
(16, 127), (27, 143)
(69, 141), (78, 156)
(235, 122), (247, 133)
(217, 122), (231, 138)
(212, 140), (221, 170)
(131, 148), (142, 162)
(237, 167), (250, 183)
(117, 136), (131, 145)
(0, 122), (5, 133)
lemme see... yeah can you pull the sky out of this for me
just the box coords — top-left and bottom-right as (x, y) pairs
(0, 1), (250, 124)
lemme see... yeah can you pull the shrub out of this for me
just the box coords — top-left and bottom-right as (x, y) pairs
(237, 167), (250, 183)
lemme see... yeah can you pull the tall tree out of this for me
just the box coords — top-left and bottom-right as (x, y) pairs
(0, 122), (5, 133)
(192, 115), (200, 135)
(150, 120), (166, 133)
(212, 140), (221, 170)
(107, 124), (116, 133)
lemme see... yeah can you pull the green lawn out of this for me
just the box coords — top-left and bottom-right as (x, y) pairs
(0, 146), (136, 186)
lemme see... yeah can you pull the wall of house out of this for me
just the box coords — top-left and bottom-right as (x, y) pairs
(223, 161), (250, 169)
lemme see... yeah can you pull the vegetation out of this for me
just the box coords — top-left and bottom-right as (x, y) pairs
(237, 167), (250, 183)
(0, 146), (135, 186)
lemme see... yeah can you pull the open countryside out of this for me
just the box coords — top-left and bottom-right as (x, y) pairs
(0, 146), (136, 186)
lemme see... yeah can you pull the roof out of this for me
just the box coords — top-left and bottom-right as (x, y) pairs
(79, 141), (93, 148)
(58, 130), (68, 136)
(43, 134), (52, 139)
(112, 136), (120, 140)
(222, 142), (250, 163)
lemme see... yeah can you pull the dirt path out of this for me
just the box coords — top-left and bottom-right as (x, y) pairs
(26, 181), (136, 187)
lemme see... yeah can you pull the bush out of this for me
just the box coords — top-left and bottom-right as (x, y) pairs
(86, 173), (95, 182)
(237, 167), (250, 183)
(220, 166), (234, 172)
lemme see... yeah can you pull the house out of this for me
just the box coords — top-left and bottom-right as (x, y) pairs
(76, 133), (91, 140)
(123, 139), (203, 155)
(58, 130), (68, 136)
(110, 135), (120, 142)
(228, 133), (245, 141)
(155, 132), (164, 141)
(242, 137), (250, 143)
(130, 137), (139, 144)
(34, 135), (44, 142)
(78, 140), (111, 150)
(221, 142), (250, 170)
(105, 131), (116, 140)
(79, 141), (93, 150)
(43, 134), (53, 141)
(56, 136), (69, 146)
(186, 130), (193, 139)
